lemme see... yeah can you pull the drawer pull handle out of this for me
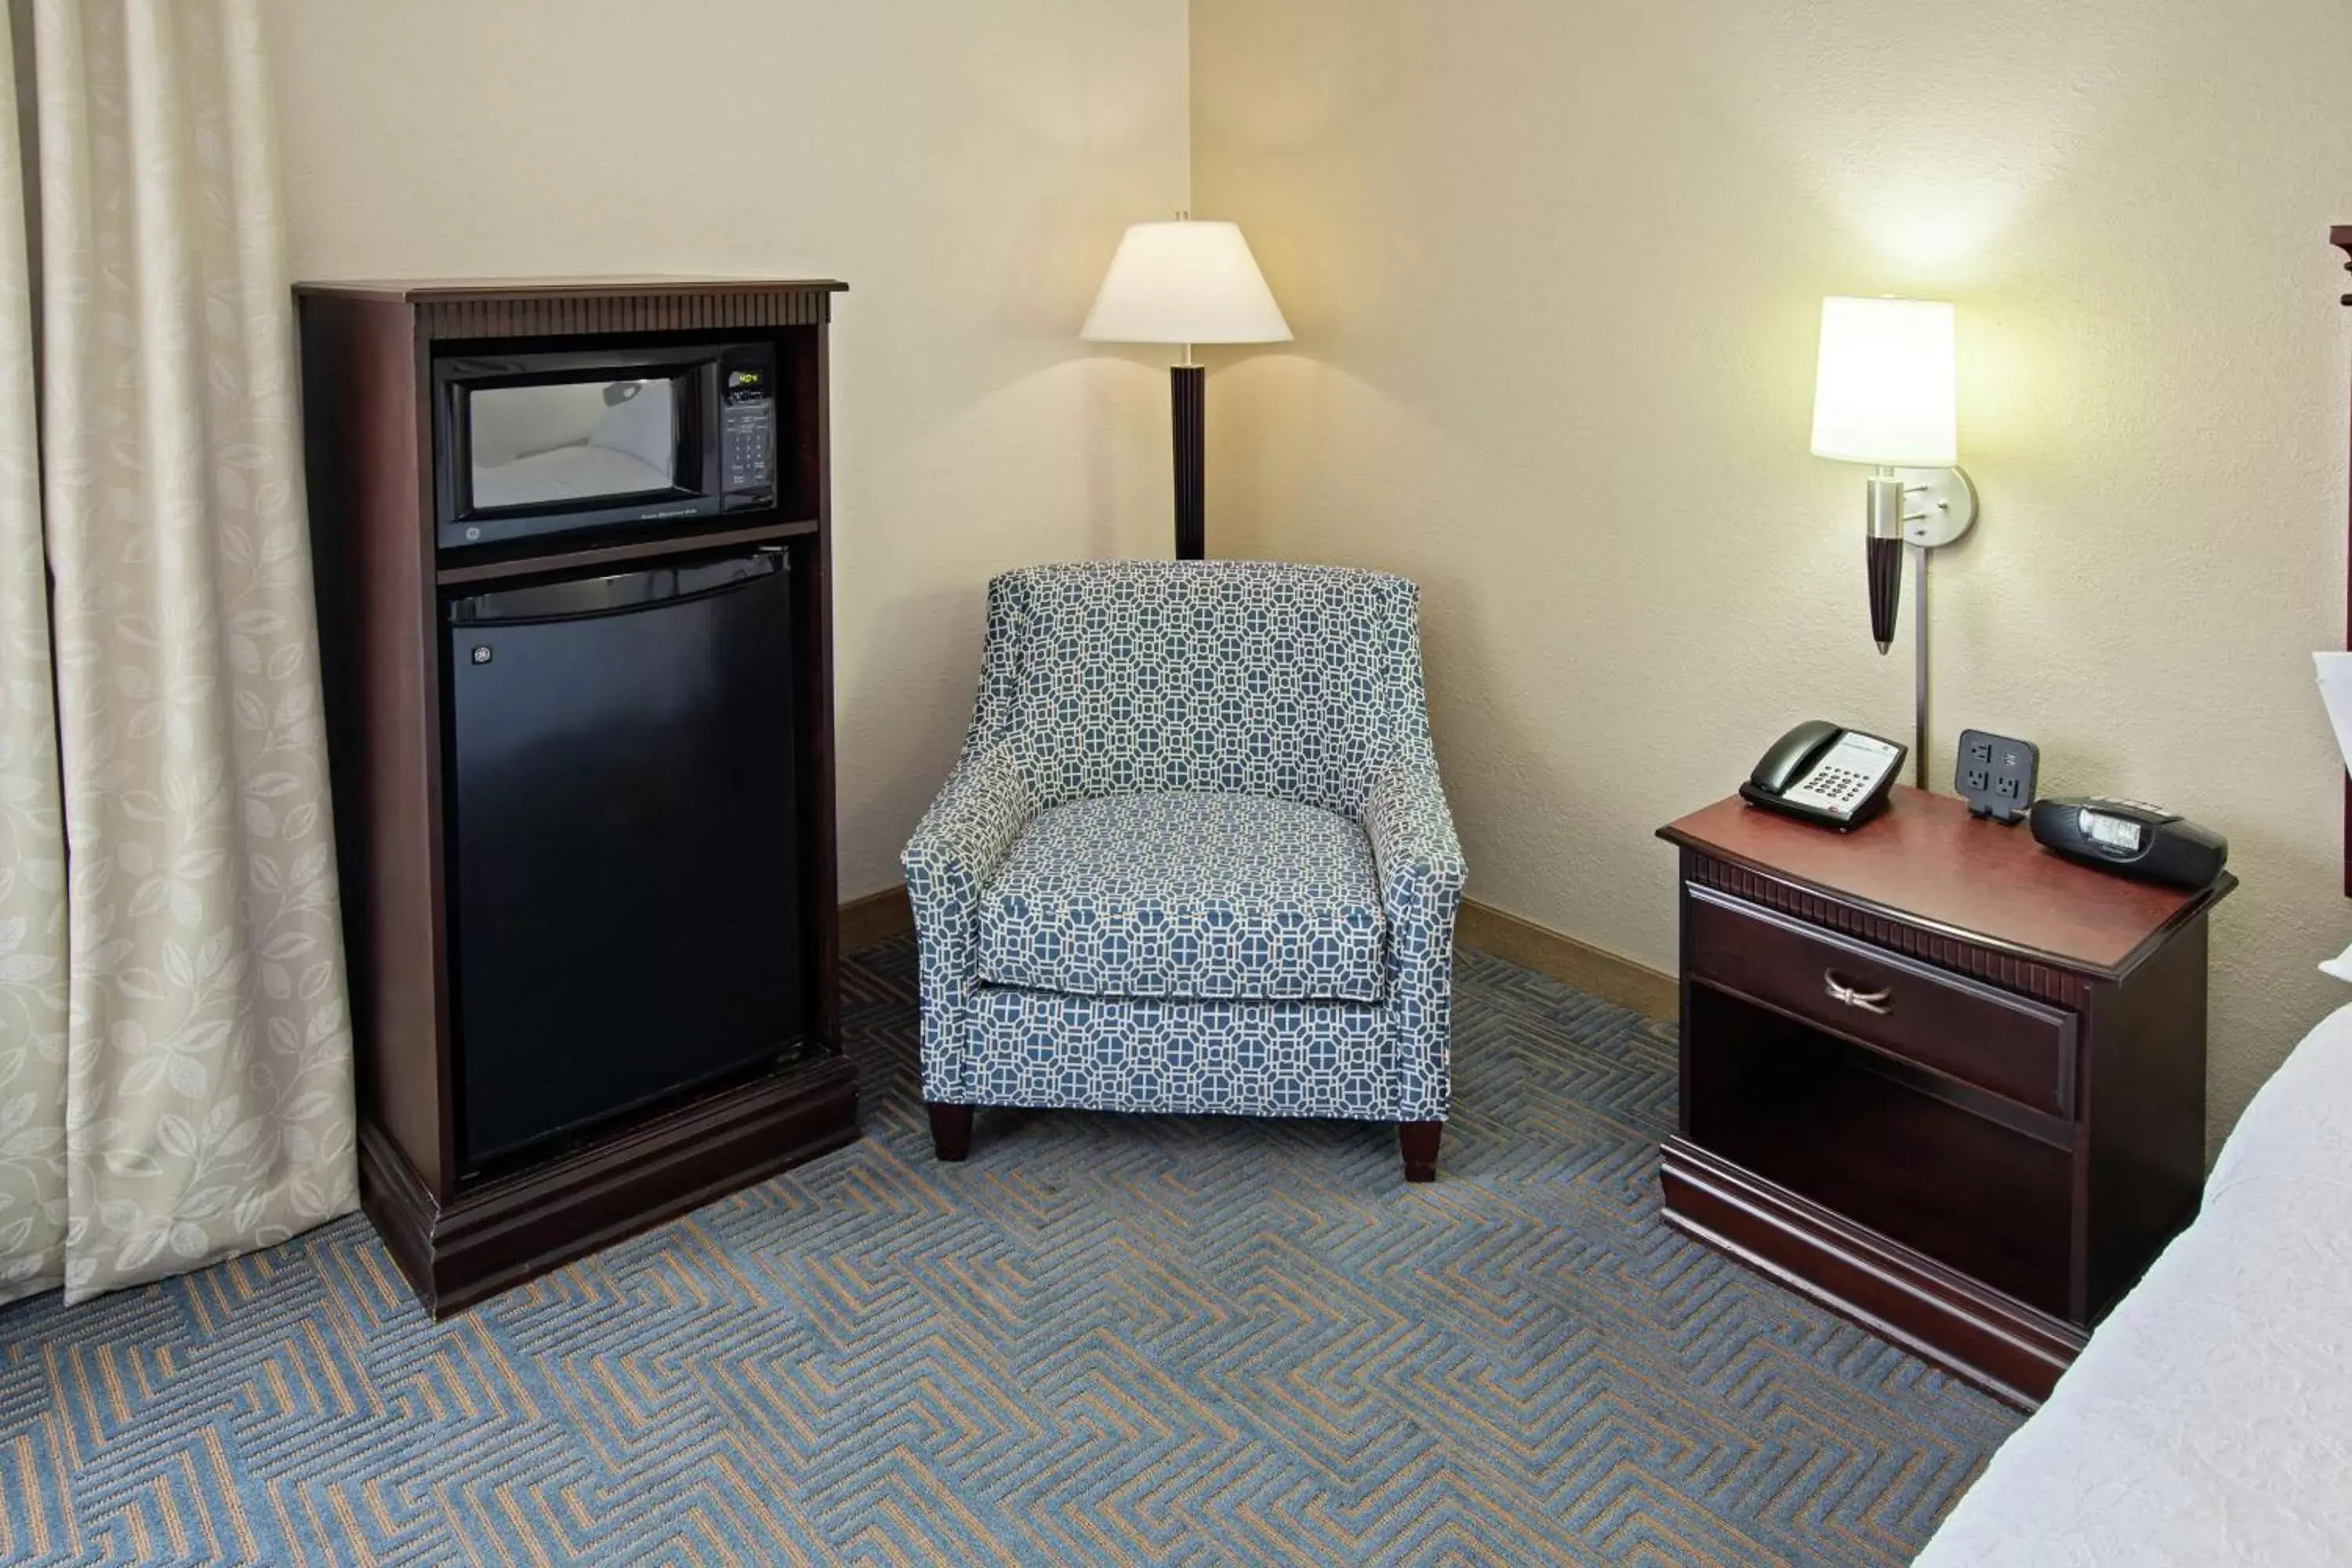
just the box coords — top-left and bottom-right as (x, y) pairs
(1824, 971), (1893, 1014)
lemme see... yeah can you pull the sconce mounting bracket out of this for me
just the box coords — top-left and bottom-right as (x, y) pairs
(1896, 466), (1979, 549)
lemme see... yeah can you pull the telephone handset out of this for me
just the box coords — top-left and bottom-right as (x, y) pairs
(1740, 720), (1907, 830)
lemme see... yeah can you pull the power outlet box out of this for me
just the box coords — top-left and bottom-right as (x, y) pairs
(1956, 729), (2038, 824)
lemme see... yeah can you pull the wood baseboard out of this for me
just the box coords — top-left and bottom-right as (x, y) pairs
(841, 883), (1674, 1021)
(840, 884), (913, 951)
(1456, 898), (1678, 1019)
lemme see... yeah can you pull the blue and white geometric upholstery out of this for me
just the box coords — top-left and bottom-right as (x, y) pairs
(903, 561), (1466, 1130)
(978, 791), (1387, 1002)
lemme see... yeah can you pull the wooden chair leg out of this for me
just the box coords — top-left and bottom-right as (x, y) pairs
(927, 1102), (974, 1162)
(1399, 1120), (1441, 1182)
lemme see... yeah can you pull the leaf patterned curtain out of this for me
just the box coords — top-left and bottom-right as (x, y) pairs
(0, 0), (354, 1307)
(0, 3), (67, 1305)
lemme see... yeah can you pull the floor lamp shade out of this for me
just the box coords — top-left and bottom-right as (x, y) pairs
(1081, 221), (1292, 347)
(1082, 219), (1290, 561)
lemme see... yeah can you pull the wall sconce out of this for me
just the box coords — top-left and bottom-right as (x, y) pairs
(1809, 296), (1978, 786)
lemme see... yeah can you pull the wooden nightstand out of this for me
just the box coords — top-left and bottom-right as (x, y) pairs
(1657, 786), (2235, 1407)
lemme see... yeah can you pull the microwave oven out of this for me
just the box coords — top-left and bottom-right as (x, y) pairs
(432, 340), (778, 550)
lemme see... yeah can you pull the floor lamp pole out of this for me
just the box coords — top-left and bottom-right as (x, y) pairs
(1171, 361), (1204, 561)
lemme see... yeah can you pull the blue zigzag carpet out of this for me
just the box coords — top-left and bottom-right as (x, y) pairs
(0, 938), (2020, 1564)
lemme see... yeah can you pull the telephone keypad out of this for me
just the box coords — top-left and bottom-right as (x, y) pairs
(1777, 731), (1903, 819)
(1815, 768), (1867, 804)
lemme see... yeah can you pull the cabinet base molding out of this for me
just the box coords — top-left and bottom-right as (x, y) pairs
(359, 1055), (860, 1318)
(1661, 1137), (2083, 1409)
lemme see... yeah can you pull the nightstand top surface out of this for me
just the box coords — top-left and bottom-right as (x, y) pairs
(1659, 786), (2234, 978)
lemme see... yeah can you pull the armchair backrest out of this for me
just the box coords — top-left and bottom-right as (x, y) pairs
(967, 561), (1432, 814)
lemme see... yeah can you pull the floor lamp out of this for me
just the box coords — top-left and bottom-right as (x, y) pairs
(1081, 215), (1291, 561)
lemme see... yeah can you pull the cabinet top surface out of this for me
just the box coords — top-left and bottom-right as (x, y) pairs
(1660, 786), (2234, 978)
(294, 275), (848, 303)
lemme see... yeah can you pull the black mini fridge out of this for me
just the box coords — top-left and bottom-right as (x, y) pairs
(445, 550), (801, 1169)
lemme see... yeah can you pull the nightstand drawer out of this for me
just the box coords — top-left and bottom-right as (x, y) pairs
(1685, 886), (2077, 1117)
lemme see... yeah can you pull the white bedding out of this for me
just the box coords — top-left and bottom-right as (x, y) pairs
(1915, 1003), (2352, 1566)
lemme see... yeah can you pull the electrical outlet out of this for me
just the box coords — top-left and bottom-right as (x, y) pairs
(1955, 729), (2039, 824)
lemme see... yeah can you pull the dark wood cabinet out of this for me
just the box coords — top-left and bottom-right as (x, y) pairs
(1657, 787), (2233, 1407)
(296, 278), (860, 1316)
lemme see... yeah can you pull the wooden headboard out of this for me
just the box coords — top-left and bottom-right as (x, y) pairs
(2336, 227), (2351, 894)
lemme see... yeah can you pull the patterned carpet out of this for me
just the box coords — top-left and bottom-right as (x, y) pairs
(0, 937), (2019, 1565)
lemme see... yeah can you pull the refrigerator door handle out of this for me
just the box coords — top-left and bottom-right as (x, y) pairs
(447, 550), (785, 627)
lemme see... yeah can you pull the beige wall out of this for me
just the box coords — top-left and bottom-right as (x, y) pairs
(266, 0), (2352, 1144)
(264, 0), (1190, 901)
(1193, 0), (2352, 1145)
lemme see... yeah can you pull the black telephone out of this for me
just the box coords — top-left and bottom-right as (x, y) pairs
(1740, 720), (1907, 830)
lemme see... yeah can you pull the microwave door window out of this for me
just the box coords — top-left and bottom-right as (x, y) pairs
(467, 379), (677, 510)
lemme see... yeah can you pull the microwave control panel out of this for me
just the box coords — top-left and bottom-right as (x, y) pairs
(719, 350), (778, 509)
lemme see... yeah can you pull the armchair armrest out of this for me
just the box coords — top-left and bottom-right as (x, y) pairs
(902, 744), (1040, 1090)
(902, 742), (1040, 942)
(1362, 755), (1468, 924)
(1361, 756), (1466, 1121)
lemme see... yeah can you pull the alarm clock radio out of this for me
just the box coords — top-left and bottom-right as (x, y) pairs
(2028, 797), (2228, 889)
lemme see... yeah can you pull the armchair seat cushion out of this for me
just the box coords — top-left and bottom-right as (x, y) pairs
(976, 790), (1387, 1003)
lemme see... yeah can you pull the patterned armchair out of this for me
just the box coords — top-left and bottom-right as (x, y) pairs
(902, 561), (1467, 1181)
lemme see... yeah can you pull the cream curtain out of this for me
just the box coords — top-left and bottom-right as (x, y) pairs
(0, 0), (354, 1307)
(0, 6), (67, 1304)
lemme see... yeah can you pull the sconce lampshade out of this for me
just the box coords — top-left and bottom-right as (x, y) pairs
(1080, 220), (1292, 346)
(1809, 296), (1958, 468)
